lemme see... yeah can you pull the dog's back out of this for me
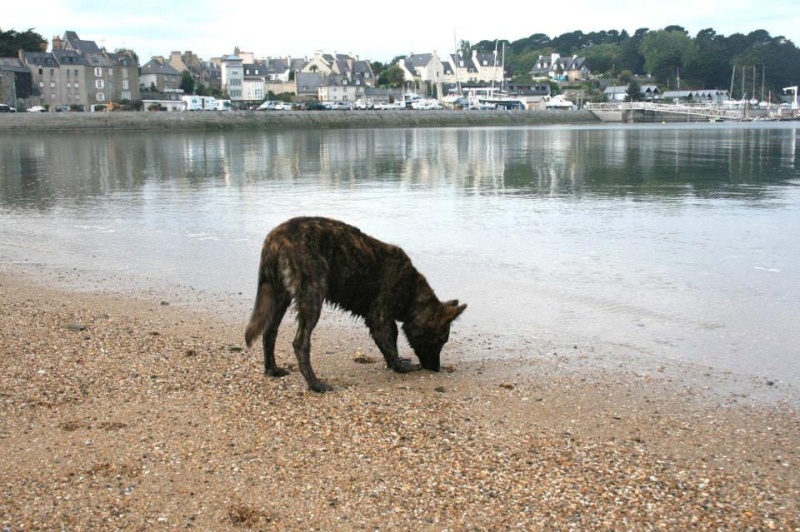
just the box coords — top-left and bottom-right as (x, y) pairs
(260, 217), (414, 312)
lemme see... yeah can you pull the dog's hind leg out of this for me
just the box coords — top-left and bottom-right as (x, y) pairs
(262, 295), (291, 377)
(292, 289), (332, 393)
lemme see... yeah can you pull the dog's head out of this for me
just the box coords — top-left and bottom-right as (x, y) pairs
(403, 299), (467, 371)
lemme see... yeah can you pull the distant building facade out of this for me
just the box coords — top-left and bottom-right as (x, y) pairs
(3, 30), (141, 111)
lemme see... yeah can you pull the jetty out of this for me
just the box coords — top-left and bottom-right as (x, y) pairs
(586, 102), (748, 122)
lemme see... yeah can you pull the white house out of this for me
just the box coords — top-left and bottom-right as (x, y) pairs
(220, 55), (244, 104)
(529, 53), (590, 82)
(442, 50), (503, 85)
(398, 53), (444, 86)
(604, 84), (661, 101)
(318, 75), (367, 102)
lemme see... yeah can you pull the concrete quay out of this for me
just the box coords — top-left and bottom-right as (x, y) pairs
(0, 109), (599, 133)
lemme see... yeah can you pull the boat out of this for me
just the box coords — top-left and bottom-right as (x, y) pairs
(466, 87), (526, 110)
(544, 94), (574, 110)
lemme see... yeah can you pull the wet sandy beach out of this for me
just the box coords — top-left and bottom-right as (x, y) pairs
(1, 268), (798, 530)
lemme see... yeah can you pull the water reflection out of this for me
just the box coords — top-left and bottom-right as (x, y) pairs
(1, 124), (798, 212)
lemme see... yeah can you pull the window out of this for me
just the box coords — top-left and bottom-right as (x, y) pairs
(94, 67), (102, 77)
(50, 81), (55, 88)
(122, 69), (128, 78)
(97, 93), (105, 101)
(74, 69), (78, 77)
(122, 80), (129, 90)
(95, 80), (104, 89)
(38, 68), (43, 75)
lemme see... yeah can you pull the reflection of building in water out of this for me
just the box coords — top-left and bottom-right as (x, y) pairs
(3, 126), (799, 211)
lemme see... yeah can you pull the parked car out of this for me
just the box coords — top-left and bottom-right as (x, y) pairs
(411, 99), (444, 110)
(332, 101), (353, 110)
(305, 100), (327, 111)
(257, 100), (291, 111)
(0, 104), (17, 112)
(27, 105), (46, 113)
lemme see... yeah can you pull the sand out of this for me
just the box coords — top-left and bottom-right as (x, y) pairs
(1, 269), (798, 530)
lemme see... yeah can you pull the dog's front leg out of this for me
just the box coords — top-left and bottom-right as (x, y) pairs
(368, 320), (420, 373)
(293, 295), (333, 393)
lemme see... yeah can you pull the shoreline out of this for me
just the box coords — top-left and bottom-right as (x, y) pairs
(0, 109), (599, 133)
(1, 268), (798, 529)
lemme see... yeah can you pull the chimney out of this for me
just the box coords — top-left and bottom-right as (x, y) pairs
(52, 35), (62, 51)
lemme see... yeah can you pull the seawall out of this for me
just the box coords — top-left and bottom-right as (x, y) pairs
(0, 109), (599, 133)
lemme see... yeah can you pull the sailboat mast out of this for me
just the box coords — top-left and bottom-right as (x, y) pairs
(741, 65), (745, 100)
(501, 42), (505, 93)
(491, 40), (498, 92)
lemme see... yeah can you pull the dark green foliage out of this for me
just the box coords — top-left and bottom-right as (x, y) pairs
(468, 27), (799, 96)
(625, 79), (643, 101)
(179, 70), (195, 94)
(377, 65), (405, 88)
(0, 28), (47, 56)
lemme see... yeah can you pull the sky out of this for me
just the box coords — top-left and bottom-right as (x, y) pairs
(4, 0), (799, 63)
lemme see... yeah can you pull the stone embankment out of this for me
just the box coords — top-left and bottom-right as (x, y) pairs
(0, 109), (599, 133)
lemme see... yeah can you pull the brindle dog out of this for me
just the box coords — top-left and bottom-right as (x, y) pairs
(245, 217), (466, 392)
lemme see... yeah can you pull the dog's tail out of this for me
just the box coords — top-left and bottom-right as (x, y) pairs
(245, 281), (276, 347)
(245, 253), (277, 347)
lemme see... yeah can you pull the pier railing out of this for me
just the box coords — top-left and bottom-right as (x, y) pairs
(585, 102), (746, 121)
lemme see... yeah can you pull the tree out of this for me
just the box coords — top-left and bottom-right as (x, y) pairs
(0, 28), (47, 56)
(625, 79), (643, 101)
(685, 28), (729, 89)
(179, 70), (195, 94)
(618, 70), (635, 84)
(553, 31), (588, 55)
(618, 28), (648, 75)
(582, 43), (619, 76)
(370, 61), (386, 78)
(377, 65), (404, 87)
(459, 40), (471, 58)
(114, 48), (139, 64)
(641, 29), (697, 85)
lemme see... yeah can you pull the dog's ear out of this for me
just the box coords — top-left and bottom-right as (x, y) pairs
(444, 299), (460, 307)
(442, 302), (467, 325)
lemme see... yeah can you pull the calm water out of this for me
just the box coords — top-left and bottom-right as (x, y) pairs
(1, 123), (799, 386)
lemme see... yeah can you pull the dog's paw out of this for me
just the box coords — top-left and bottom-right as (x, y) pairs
(391, 357), (422, 373)
(309, 380), (334, 393)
